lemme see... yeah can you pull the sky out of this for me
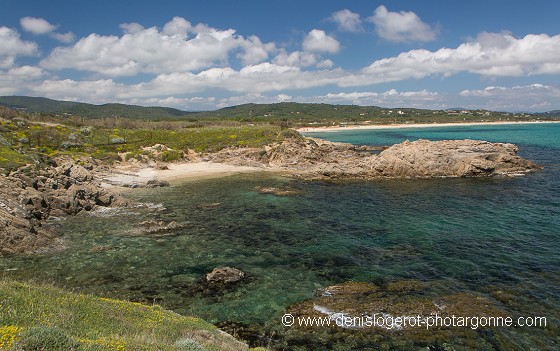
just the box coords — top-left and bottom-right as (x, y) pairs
(1, 0), (559, 112)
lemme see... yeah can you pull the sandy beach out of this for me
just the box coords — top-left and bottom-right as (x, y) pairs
(297, 120), (560, 133)
(100, 161), (263, 187)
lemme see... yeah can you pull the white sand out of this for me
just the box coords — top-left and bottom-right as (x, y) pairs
(100, 161), (262, 187)
(297, 120), (560, 133)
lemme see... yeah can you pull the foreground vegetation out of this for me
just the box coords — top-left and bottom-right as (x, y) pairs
(0, 279), (260, 351)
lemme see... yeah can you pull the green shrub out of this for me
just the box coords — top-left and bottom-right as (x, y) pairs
(161, 150), (182, 162)
(13, 326), (79, 351)
(174, 338), (207, 351)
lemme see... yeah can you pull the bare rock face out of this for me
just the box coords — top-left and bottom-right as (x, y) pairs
(0, 157), (126, 255)
(370, 139), (540, 178)
(205, 266), (245, 285)
(209, 136), (541, 181)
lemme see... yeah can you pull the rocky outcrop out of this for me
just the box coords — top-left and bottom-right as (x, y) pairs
(208, 137), (541, 181)
(0, 158), (126, 255)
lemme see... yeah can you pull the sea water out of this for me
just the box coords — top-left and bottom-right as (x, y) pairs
(1, 123), (558, 349)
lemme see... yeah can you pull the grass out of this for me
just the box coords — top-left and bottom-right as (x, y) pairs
(0, 279), (255, 351)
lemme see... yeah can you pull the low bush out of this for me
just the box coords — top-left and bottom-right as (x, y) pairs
(13, 326), (79, 351)
(161, 149), (183, 162)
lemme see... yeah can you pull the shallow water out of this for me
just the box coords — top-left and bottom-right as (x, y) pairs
(2, 123), (559, 349)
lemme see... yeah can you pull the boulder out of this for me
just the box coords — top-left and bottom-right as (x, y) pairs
(205, 266), (245, 285)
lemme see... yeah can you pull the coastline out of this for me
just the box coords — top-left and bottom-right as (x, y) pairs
(99, 161), (264, 187)
(297, 120), (560, 133)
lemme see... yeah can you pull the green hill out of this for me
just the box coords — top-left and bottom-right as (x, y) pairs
(194, 102), (383, 122)
(0, 279), (256, 351)
(0, 96), (189, 120)
(2, 96), (558, 125)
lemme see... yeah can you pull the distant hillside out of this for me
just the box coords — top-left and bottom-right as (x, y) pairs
(0, 96), (189, 120)
(2, 96), (559, 125)
(193, 102), (384, 121)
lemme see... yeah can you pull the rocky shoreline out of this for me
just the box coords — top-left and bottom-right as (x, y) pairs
(0, 157), (127, 255)
(0, 135), (542, 255)
(208, 135), (542, 181)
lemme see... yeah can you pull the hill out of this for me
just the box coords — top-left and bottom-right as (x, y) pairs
(0, 279), (257, 351)
(0, 96), (189, 120)
(2, 96), (560, 125)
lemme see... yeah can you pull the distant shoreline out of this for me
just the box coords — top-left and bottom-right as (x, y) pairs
(297, 120), (560, 133)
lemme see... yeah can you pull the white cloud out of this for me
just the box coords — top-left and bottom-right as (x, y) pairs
(40, 17), (276, 77)
(274, 50), (315, 67)
(0, 27), (38, 68)
(330, 9), (363, 33)
(0, 65), (46, 95)
(20, 17), (57, 35)
(20, 16), (74, 43)
(362, 33), (560, 81)
(459, 84), (560, 111)
(368, 5), (437, 42)
(50, 32), (75, 43)
(162, 16), (192, 36)
(18, 75), (560, 112)
(238, 35), (276, 65)
(303, 29), (340, 53)
(119, 22), (145, 34)
(308, 89), (441, 108)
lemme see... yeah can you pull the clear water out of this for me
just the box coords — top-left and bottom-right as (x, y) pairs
(1, 123), (559, 349)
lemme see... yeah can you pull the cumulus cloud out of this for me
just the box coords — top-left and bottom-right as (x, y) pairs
(306, 89), (441, 108)
(303, 29), (340, 53)
(19, 16), (75, 43)
(50, 32), (75, 43)
(119, 22), (145, 34)
(238, 35), (276, 65)
(20, 17), (56, 35)
(0, 65), (46, 95)
(0, 27), (38, 68)
(459, 84), (560, 111)
(272, 50), (333, 68)
(330, 9), (363, 33)
(368, 5), (437, 42)
(162, 16), (192, 36)
(362, 32), (560, 81)
(40, 17), (276, 76)
(20, 74), (560, 112)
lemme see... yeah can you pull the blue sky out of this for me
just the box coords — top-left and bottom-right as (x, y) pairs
(1, 0), (559, 111)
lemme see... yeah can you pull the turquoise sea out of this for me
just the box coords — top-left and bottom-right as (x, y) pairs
(1, 123), (559, 350)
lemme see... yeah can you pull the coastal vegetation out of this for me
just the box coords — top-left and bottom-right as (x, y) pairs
(0, 105), (283, 173)
(0, 279), (254, 351)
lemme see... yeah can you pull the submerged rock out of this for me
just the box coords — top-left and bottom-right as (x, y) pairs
(205, 266), (245, 285)
(132, 220), (183, 236)
(255, 186), (302, 196)
(290, 280), (508, 331)
(146, 179), (170, 188)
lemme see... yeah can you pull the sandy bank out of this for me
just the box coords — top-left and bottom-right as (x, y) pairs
(297, 120), (560, 133)
(99, 161), (263, 187)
